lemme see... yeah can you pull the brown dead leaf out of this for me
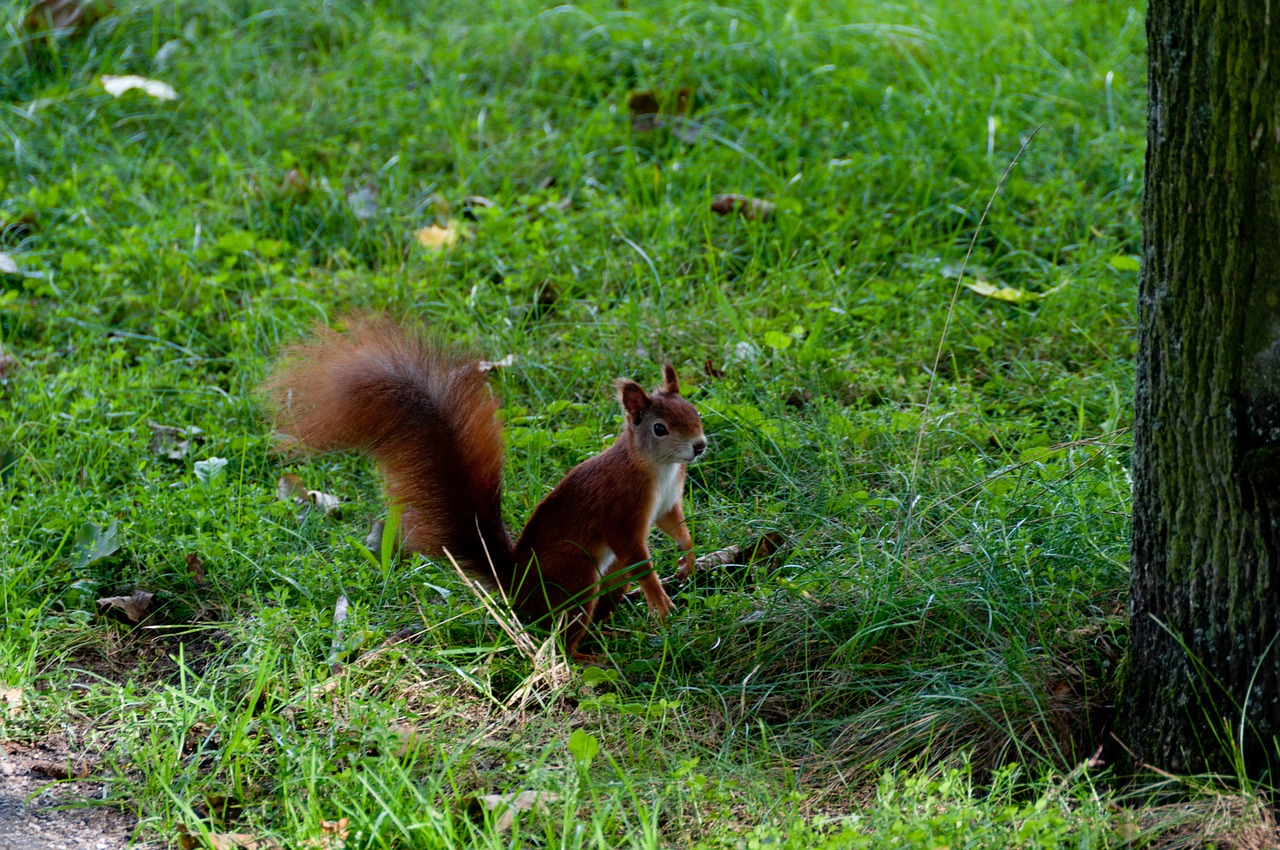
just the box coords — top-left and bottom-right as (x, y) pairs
(362, 519), (405, 559)
(467, 791), (559, 832)
(281, 169), (309, 196)
(628, 87), (692, 132)
(30, 760), (91, 780)
(785, 389), (812, 409)
(298, 818), (349, 850)
(23, 0), (112, 34)
(710, 194), (775, 220)
(415, 222), (459, 251)
(389, 724), (421, 760)
(2, 687), (22, 717)
(181, 722), (216, 757)
(0, 212), (37, 239)
(186, 551), (207, 586)
(96, 589), (156, 623)
(178, 829), (278, 850)
(276, 473), (341, 517)
(703, 359), (726, 380)
(197, 794), (244, 826)
(627, 90), (661, 118)
(690, 531), (785, 573)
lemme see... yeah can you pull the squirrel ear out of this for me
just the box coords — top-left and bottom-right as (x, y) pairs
(661, 363), (680, 394)
(615, 379), (651, 420)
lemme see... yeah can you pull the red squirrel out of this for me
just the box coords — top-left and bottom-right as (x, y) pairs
(262, 315), (707, 658)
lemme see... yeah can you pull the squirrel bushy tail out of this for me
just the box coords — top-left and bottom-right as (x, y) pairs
(262, 316), (515, 586)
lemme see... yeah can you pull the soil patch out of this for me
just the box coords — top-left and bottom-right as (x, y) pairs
(0, 741), (154, 850)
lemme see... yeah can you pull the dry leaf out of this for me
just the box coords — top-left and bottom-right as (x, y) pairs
(298, 818), (349, 850)
(30, 760), (91, 780)
(363, 518), (407, 561)
(198, 794), (244, 826)
(96, 589), (155, 623)
(467, 791), (559, 832)
(627, 87), (691, 132)
(389, 724), (421, 760)
(345, 181), (378, 220)
(627, 90), (661, 118)
(186, 551), (207, 586)
(276, 472), (308, 502)
(206, 834), (277, 850)
(100, 74), (178, 101)
(460, 195), (494, 219)
(276, 473), (342, 517)
(710, 194), (775, 220)
(478, 354), (516, 373)
(690, 531), (785, 573)
(333, 595), (349, 628)
(24, 0), (111, 33)
(703, 359), (726, 380)
(963, 279), (1067, 303)
(785, 389), (812, 408)
(363, 519), (386, 552)
(415, 222), (459, 251)
(149, 422), (202, 461)
(2, 687), (23, 717)
(963, 280), (1031, 302)
(0, 253), (17, 275)
(281, 169), (309, 196)
(310, 491), (341, 515)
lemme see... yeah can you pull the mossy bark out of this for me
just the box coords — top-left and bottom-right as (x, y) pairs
(1119, 1), (1280, 775)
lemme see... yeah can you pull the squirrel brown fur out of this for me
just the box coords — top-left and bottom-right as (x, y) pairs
(262, 315), (707, 657)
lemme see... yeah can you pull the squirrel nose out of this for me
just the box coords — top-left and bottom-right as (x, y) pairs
(692, 438), (707, 457)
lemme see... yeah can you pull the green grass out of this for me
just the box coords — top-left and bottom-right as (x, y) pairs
(4, 0), (1256, 847)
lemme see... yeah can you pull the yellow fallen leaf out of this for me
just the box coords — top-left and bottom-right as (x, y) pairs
(415, 222), (458, 250)
(100, 74), (177, 100)
(2, 686), (23, 717)
(964, 280), (1035, 303)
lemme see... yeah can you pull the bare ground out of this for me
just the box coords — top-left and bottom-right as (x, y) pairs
(0, 741), (153, 850)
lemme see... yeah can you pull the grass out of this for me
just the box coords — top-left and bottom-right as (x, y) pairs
(3, 0), (1265, 847)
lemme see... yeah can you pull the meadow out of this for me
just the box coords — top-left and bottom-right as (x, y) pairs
(4, 0), (1260, 846)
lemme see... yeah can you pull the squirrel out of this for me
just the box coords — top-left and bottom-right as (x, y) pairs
(262, 315), (707, 658)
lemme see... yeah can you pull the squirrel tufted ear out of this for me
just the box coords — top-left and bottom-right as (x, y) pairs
(661, 363), (680, 394)
(615, 378), (651, 421)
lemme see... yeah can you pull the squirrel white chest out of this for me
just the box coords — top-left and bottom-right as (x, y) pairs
(650, 463), (683, 524)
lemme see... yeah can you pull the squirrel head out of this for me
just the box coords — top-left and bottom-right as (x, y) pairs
(615, 364), (707, 465)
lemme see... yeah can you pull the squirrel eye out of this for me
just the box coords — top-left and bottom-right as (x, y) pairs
(653, 422), (668, 436)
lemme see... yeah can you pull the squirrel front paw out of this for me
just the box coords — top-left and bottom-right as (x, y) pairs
(674, 551), (696, 581)
(639, 576), (675, 621)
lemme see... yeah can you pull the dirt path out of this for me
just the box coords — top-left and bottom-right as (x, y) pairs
(0, 745), (151, 850)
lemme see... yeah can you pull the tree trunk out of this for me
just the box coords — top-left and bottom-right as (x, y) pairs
(1119, 1), (1280, 776)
